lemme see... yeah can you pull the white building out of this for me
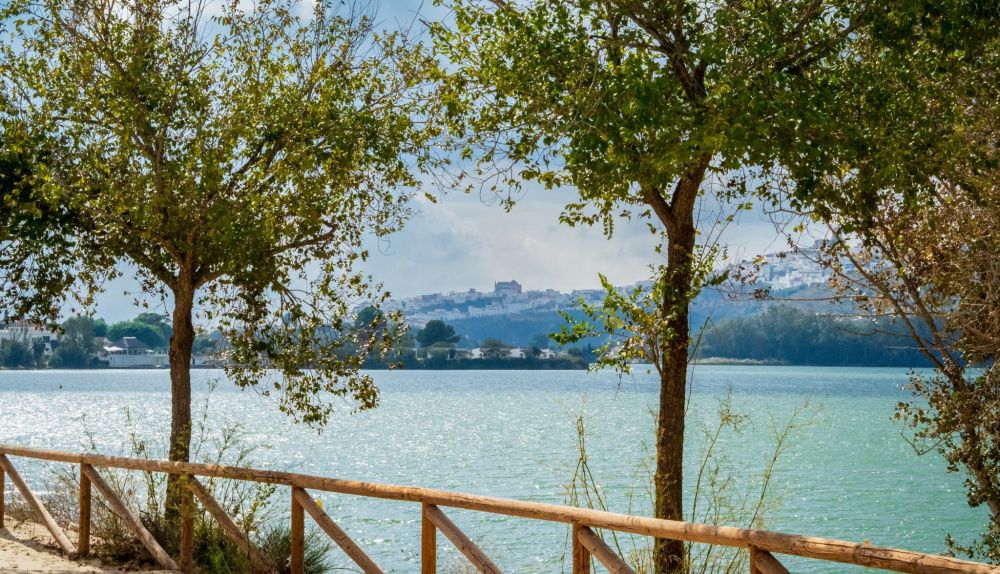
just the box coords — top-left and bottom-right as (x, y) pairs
(494, 280), (523, 297)
(0, 321), (60, 354)
(100, 337), (168, 368)
(453, 348), (483, 360)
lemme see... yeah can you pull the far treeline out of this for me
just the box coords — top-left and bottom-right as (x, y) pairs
(0, 312), (593, 370)
(4, 306), (935, 370)
(697, 306), (932, 367)
(0, 313), (214, 369)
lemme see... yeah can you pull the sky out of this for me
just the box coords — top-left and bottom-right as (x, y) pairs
(84, 0), (791, 323)
(360, 186), (785, 298)
(91, 184), (786, 323)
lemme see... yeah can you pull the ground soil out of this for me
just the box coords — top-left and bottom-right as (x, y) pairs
(0, 521), (169, 573)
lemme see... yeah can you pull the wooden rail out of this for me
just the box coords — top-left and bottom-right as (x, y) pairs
(0, 443), (995, 574)
(576, 525), (635, 574)
(190, 476), (277, 571)
(82, 463), (178, 570)
(0, 454), (75, 555)
(424, 504), (502, 573)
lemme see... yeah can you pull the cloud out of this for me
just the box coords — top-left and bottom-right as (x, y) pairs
(80, 0), (792, 321)
(360, 187), (661, 297)
(86, 183), (786, 323)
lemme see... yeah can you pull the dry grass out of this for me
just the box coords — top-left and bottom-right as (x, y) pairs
(563, 390), (817, 574)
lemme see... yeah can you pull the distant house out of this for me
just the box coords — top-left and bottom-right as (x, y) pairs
(481, 345), (509, 360)
(100, 337), (168, 368)
(508, 347), (526, 359)
(451, 348), (481, 360)
(109, 337), (148, 354)
(538, 349), (556, 359)
(0, 320), (60, 354)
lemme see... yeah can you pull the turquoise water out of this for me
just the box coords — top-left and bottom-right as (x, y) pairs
(0, 367), (985, 572)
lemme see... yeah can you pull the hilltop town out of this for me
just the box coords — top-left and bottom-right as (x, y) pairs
(0, 245), (835, 369)
(385, 242), (832, 329)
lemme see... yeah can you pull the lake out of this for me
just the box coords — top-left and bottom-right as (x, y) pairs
(0, 366), (984, 573)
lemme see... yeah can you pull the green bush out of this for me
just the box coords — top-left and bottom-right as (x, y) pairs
(257, 525), (336, 574)
(55, 386), (338, 573)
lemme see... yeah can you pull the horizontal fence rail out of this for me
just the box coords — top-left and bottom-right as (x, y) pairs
(0, 443), (995, 574)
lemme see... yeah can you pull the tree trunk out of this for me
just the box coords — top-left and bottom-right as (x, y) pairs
(165, 280), (195, 527)
(652, 171), (703, 574)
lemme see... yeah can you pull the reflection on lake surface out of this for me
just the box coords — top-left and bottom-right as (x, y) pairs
(0, 366), (982, 573)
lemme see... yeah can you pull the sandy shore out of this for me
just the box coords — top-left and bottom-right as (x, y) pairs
(0, 521), (169, 573)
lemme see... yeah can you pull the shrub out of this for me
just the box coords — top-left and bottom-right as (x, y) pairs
(8, 383), (339, 573)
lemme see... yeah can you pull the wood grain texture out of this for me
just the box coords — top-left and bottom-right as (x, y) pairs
(0, 454), (76, 555)
(425, 504), (502, 574)
(573, 523), (591, 574)
(0, 444), (996, 574)
(189, 476), (276, 572)
(78, 468), (91, 557)
(291, 487), (305, 574)
(80, 463), (177, 570)
(293, 488), (384, 574)
(576, 526), (635, 574)
(754, 549), (791, 574)
(422, 502), (436, 574)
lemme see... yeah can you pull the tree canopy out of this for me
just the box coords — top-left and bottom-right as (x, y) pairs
(433, 1), (859, 569)
(698, 306), (931, 367)
(0, 0), (442, 421)
(107, 318), (169, 349)
(416, 319), (460, 347)
(771, 1), (1000, 560)
(0, 0), (444, 525)
(50, 315), (106, 368)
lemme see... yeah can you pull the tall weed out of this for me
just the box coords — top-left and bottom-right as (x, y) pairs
(563, 390), (816, 574)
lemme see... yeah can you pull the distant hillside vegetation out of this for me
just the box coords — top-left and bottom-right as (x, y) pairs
(445, 284), (851, 348)
(697, 305), (932, 367)
(448, 309), (592, 347)
(442, 288), (931, 367)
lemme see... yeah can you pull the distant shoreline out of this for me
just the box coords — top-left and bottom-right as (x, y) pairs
(692, 357), (788, 366)
(0, 361), (934, 372)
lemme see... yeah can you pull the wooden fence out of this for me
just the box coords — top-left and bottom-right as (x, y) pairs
(0, 443), (994, 574)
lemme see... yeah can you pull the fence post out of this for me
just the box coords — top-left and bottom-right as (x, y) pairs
(749, 545), (759, 574)
(0, 465), (5, 530)
(572, 523), (590, 574)
(291, 486), (305, 574)
(78, 466), (91, 557)
(179, 474), (194, 573)
(421, 502), (436, 574)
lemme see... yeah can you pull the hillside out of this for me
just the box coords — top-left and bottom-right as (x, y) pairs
(443, 283), (848, 347)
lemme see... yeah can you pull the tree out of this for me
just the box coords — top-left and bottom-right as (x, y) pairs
(107, 319), (168, 349)
(481, 337), (507, 350)
(354, 306), (386, 331)
(809, 188), (1000, 561)
(697, 305), (931, 367)
(529, 333), (551, 350)
(134, 312), (172, 336)
(0, 339), (35, 368)
(433, 2), (856, 570)
(92, 319), (108, 339)
(773, 3), (1000, 561)
(51, 315), (103, 368)
(0, 116), (79, 321)
(416, 319), (460, 347)
(0, 0), (440, 525)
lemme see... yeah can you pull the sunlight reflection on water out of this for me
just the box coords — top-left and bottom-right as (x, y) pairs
(0, 366), (982, 573)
